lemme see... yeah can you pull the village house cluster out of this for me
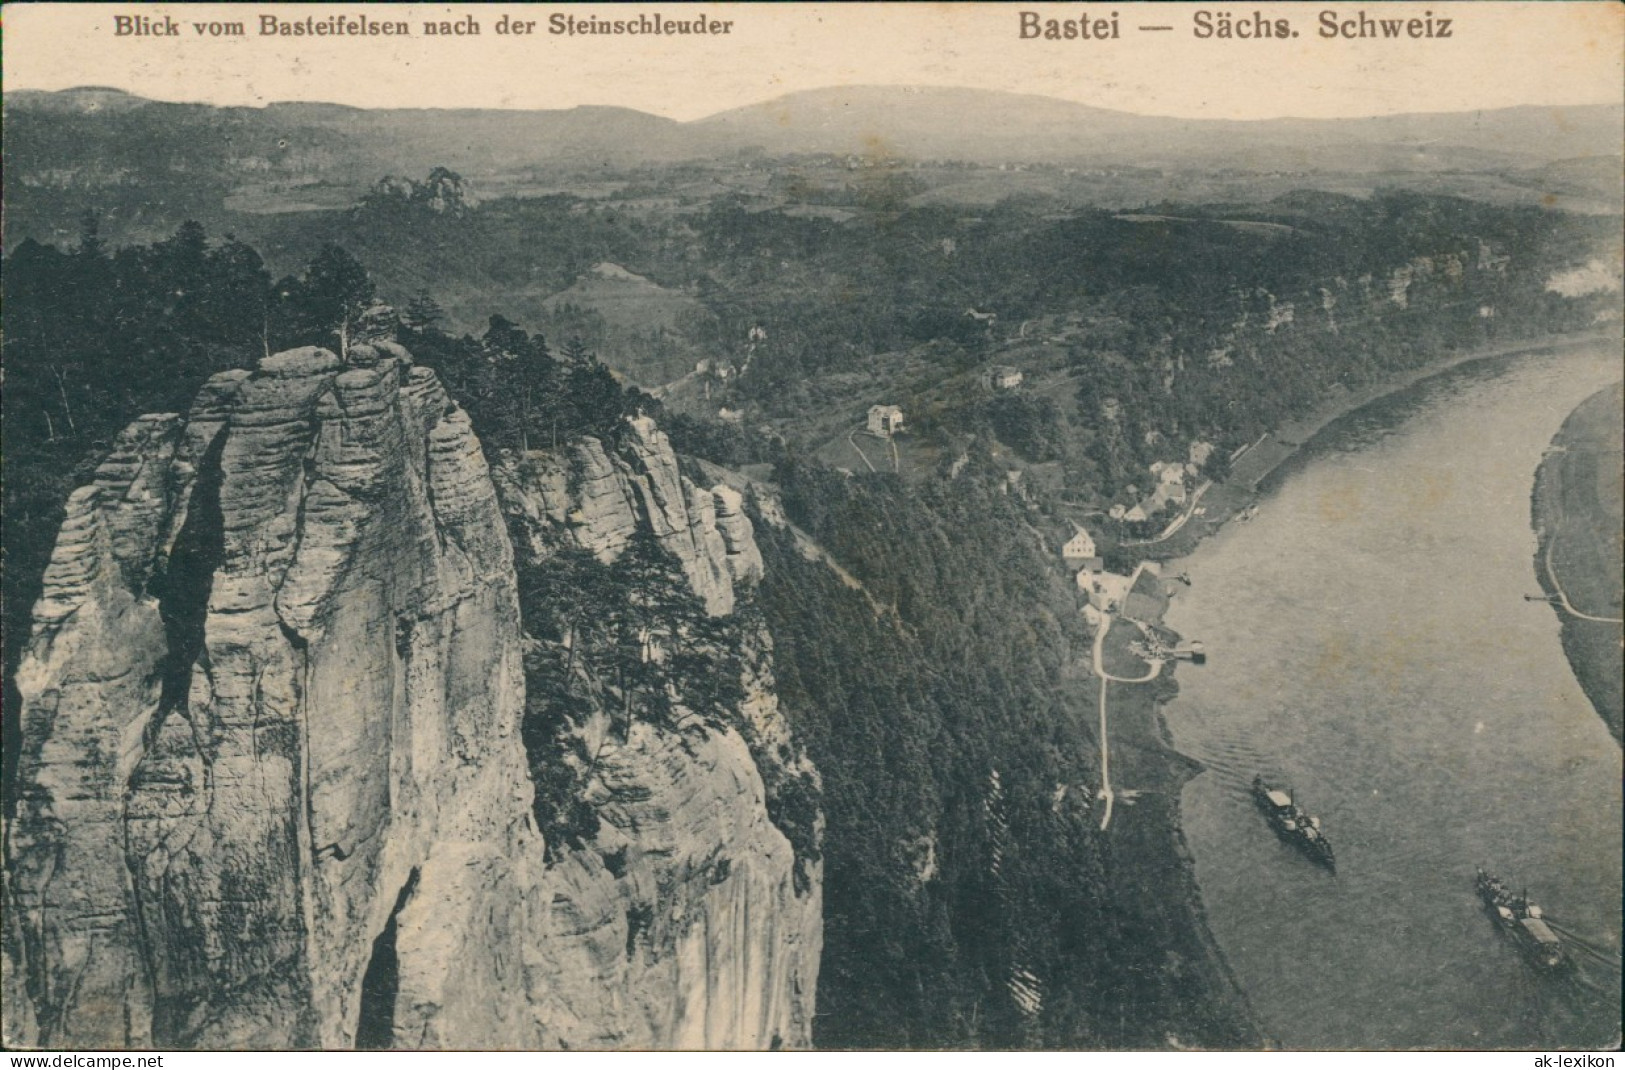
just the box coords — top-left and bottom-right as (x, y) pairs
(1062, 525), (1131, 618)
(1110, 441), (1214, 524)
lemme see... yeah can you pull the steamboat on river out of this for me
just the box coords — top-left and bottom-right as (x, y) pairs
(1251, 776), (1335, 870)
(1475, 869), (1568, 972)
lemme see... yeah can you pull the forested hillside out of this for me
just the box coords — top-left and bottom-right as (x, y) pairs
(755, 458), (1254, 1047)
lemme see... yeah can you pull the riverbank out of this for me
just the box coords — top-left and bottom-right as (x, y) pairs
(1088, 649), (1269, 1049)
(1131, 328), (1622, 562)
(1530, 380), (1624, 742)
(1084, 567), (1271, 1047)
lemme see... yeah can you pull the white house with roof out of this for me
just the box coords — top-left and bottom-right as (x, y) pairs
(1073, 557), (1106, 595)
(867, 405), (905, 437)
(982, 365), (1024, 391)
(1149, 460), (1185, 487)
(1061, 526), (1097, 561)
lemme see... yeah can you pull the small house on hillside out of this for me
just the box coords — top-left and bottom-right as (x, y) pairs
(1072, 558), (1106, 594)
(1149, 460), (1187, 487)
(868, 405), (905, 437)
(1061, 527), (1097, 561)
(982, 365), (1024, 391)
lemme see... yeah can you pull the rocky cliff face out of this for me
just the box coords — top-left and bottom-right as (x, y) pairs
(492, 414), (820, 1050)
(2, 345), (818, 1049)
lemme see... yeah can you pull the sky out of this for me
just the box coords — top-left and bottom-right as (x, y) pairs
(3, 2), (1622, 122)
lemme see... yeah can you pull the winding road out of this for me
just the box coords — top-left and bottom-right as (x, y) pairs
(1543, 533), (1624, 624)
(847, 428), (878, 473)
(1090, 562), (1166, 831)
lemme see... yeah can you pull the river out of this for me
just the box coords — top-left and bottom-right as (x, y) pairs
(1162, 342), (1623, 1050)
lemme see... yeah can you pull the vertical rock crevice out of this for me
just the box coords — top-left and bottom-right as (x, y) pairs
(355, 867), (420, 1050)
(148, 427), (229, 719)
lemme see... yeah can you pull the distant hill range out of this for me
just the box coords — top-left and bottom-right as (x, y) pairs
(5, 84), (1620, 245)
(694, 86), (1623, 172)
(11, 83), (1620, 167)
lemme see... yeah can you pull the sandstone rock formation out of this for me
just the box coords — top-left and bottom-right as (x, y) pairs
(3, 346), (819, 1050)
(495, 412), (819, 1050)
(497, 415), (763, 616)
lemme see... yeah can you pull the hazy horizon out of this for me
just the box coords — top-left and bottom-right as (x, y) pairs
(10, 81), (1624, 127)
(5, 3), (1620, 123)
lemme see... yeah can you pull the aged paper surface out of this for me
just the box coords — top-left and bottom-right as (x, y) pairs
(3, 1), (1621, 1055)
